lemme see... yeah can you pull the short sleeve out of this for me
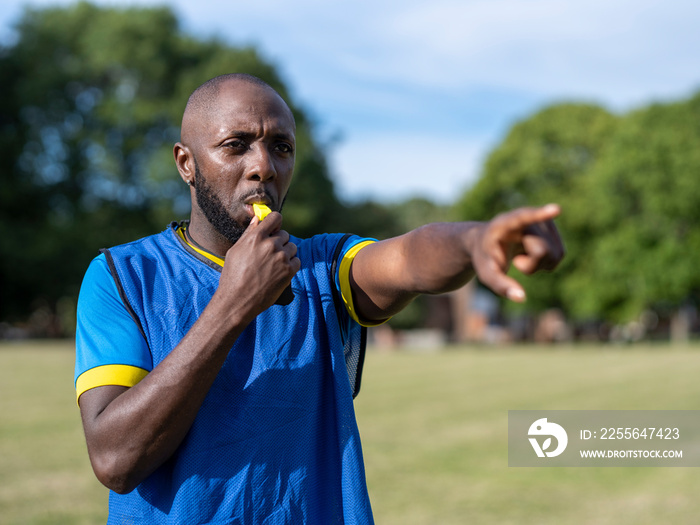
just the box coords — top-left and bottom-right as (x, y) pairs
(74, 254), (152, 405)
(335, 236), (390, 327)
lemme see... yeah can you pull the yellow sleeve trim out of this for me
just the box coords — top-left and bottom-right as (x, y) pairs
(76, 364), (149, 405)
(338, 240), (390, 327)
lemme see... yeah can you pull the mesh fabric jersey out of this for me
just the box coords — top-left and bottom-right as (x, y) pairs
(75, 224), (375, 524)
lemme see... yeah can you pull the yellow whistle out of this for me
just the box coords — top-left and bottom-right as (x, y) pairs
(252, 202), (294, 305)
(253, 203), (272, 221)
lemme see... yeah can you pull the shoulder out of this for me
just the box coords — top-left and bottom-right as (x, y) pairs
(102, 225), (197, 283)
(291, 233), (375, 262)
(105, 224), (180, 258)
(79, 253), (116, 301)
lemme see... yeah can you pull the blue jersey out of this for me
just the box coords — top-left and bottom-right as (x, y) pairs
(75, 223), (377, 524)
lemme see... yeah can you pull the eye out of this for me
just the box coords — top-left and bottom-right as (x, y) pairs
(225, 139), (248, 150)
(275, 143), (294, 154)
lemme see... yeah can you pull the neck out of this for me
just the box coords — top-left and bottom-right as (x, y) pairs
(186, 213), (234, 258)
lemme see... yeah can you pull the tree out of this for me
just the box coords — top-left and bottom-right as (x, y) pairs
(454, 94), (700, 328)
(453, 103), (619, 314)
(564, 94), (700, 322)
(0, 2), (342, 328)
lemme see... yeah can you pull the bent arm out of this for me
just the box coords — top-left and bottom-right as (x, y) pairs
(350, 205), (564, 323)
(79, 214), (299, 494)
(79, 298), (249, 494)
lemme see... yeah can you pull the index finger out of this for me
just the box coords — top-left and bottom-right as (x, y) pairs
(251, 210), (283, 235)
(492, 204), (561, 236)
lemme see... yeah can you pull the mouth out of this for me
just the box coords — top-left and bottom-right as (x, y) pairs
(243, 194), (274, 218)
(244, 194), (271, 205)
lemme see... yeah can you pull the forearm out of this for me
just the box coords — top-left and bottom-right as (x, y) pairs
(393, 222), (482, 294)
(351, 205), (564, 322)
(350, 222), (483, 320)
(81, 294), (249, 493)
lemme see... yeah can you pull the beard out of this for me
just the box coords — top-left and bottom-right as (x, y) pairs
(192, 160), (287, 245)
(193, 162), (248, 245)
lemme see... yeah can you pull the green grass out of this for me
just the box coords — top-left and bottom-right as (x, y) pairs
(0, 341), (107, 524)
(355, 343), (700, 524)
(2, 341), (700, 523)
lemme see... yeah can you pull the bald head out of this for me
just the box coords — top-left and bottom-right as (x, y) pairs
(180, 74), (295, 147)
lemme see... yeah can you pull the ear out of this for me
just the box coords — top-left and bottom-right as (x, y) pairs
(173, 142), (194, 184)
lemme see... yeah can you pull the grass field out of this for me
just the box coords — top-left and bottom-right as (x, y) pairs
(2, 340), (700, 524)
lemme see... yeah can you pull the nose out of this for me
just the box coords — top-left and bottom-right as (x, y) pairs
(244, 144), (277, 183)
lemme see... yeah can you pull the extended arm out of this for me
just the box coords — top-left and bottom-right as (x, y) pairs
(78, 213), (299, 494)
(350, 205), (564, 322)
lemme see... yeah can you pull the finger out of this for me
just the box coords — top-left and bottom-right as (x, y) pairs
(492, 204), (561, 237)
(270, 229), (290, 247)
(477, 259), (527, 303)
(512, 254), (538, 275)
(526, 220), (565, 271)
(542, 218), (560, 239)
(512, 234), (550, 274)
(542, 220), (566, 263)
(282, 239), (297, 260)
(254, 211), (283, 234)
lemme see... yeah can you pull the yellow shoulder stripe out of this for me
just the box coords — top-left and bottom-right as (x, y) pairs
(76, 364), (149, 405)
(338, 240), (390, 327)
(176, 227), (225, 267)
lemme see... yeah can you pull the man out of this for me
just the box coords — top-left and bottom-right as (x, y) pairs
(75, 73), (564, 523)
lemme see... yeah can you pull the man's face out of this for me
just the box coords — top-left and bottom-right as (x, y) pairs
(188, 82), (296, 244)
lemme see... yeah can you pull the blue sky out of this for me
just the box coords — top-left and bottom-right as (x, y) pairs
(3, 0), (700, 203)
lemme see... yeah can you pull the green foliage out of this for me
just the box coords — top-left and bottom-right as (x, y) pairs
(566, 95), (700, 321)
(453, 103), (619, 314)
(388, 197), (451, 233)
(454, 95), (700, 323)
(365, 198), (449, 330)
(0, 2), (342, 324)
(336, 197), (451, 243)
(281, 126), (345, 237)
